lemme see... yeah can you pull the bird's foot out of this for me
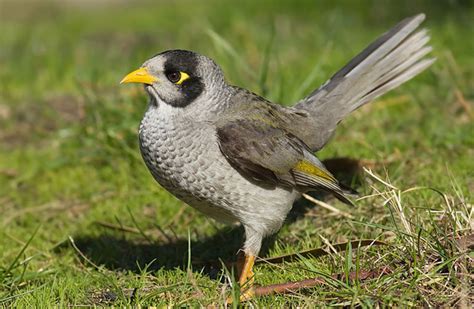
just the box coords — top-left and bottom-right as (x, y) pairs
(226, 286), (255, 305)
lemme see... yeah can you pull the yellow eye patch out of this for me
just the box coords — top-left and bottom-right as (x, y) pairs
(175, 72), (190, 85)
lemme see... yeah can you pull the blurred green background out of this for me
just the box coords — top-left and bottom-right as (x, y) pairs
(0, 0), (472, 307)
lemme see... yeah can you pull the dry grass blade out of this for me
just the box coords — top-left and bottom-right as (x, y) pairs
(363, 167), (415, 245)
(454, 88), (473, 119)
(68, 236), (101, 271)
(257, 239), (387, 265)
(363, 167), (398, 190)
(94, 220), (143, 235)
(94, 220), (175, 243)
(302, 193), (354, 218)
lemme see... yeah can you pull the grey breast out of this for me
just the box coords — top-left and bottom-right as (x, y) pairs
(138, 104), (241, 223)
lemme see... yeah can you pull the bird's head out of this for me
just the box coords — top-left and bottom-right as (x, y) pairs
(121, 50), (225, 108)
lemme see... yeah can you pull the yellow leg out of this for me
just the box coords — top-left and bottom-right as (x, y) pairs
(239, 254), (255, 287)
(227, 254), (256, 304)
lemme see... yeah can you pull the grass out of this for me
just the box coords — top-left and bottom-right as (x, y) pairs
(0, 0), (472, 307)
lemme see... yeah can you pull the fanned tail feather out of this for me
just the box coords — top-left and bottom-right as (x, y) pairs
(296, 14), (435, 151)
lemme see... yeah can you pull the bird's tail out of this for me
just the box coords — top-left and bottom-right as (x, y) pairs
(295, 14), (435, 151)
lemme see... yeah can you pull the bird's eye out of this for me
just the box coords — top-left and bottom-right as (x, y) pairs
(166, 71), (191, 85)
(166, 71), (181, 83)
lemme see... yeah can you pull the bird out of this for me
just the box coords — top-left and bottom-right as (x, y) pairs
(120, 14), (434, 300)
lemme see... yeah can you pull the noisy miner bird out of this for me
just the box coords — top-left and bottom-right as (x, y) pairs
(121, 14), (434, 299)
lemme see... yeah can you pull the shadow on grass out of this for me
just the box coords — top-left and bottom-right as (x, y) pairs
(62, 157), (363, 278)
(69, 227), (244, 279)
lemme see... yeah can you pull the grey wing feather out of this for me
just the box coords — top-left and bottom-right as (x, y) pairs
(216, 112), (355, 205)
(295, 13), (435, 151)
(216, 118), (303, 186)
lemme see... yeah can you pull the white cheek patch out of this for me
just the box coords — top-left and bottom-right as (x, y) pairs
(147, 86), (185, 118)
(157, 100), (178, 117)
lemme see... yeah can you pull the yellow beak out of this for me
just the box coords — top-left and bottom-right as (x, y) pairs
(120, 67), (159, 85)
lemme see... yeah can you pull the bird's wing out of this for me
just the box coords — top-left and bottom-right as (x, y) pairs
(216, 112), (354, 205)
(294, 13), (434, 151)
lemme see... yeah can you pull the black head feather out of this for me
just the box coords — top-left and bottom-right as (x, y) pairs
(160, 50), (205, 107)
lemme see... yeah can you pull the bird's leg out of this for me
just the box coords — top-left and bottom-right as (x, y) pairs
(237, 253), (255, 301)
(238, 253), (255, 287)
(227, 228), (261, 303)
(226, 252), (256, 304)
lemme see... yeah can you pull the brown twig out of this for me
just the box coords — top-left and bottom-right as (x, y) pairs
(253, 266), (392, 297)
(256, 239), (387, 265)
